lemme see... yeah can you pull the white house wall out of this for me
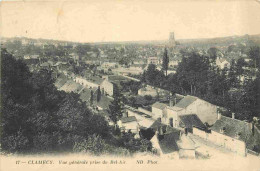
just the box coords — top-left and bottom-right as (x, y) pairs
(193, 127), (246, 156)
(100, 80), (113, 96)
(180, 99), (218, 125)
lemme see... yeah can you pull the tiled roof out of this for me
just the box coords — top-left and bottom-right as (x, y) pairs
(138, 119), (155, 128)
(174, 95), (197, 109)
(85, 75), (104, 85)
(55, 78), (68, 89)
(169, 106), (183, 111)
(121, 116), (137, 123)
(59, 80), (83, 93)
(211, 116), (252, 141)
(108, 75), (130, 82)
(79, 88), (92, 102)
(95, 95), (113, 110)
(158, 129), (180, 154)
(130, 64), (146, 68)
(179, 114), (206, 130)
(152, 102), (167, 110)
(149, 120), (164, 130)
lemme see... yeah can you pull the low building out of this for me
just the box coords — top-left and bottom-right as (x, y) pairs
(166, 95), (218, 126)
(138, 86), (171, 97)
(95, 95), (113, 111)
(101, 62), (117, 69)
(79, 88), (92, 103)
(147, 57), (160, 65)
(216, 58), (230, 69)
(152, 102), (168, 120)
(178, 114), (207, 133)
(117, 116), (139, 134)
(129, 64), (147, 71)
(59, 80), (83, 93)
(54, 75), (68, 89)
(24, 54), (40, 59)
(192, 113), (259, 156)
(150, 126), (180, 158)
(169, 60), (178, 67)
(100, 79), (114, 96)
(75, 76), (104, 89)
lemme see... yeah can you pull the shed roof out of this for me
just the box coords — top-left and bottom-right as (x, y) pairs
(157, 129), (180, 154)
(174, 95), (197, 109)
(59, 80), (83, 93)
(152, 102), (167, 110)
(211, 116), (252, 141)
(121, 116), (137, 123)
(95, 95), (113, 110)
(79, 88), (92, 102)
(179, 114), (206, 130)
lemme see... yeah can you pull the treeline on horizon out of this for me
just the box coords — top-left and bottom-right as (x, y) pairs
(0, 48), (153, 155)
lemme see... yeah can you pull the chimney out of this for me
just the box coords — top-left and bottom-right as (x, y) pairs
(123, 111), (128, 118)
(232, 113), (235, 119)
(250, 122), (255, 135)
(217, 112), (221, 120)
(185, 128), (188, 135)
(165, 126), (169, 132)
(169, 100), (173, 107)
(159, 126), (164, 135)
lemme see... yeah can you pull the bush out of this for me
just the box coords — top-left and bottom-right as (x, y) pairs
(144, 95), (153, 101)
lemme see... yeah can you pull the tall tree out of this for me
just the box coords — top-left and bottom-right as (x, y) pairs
(97, 86), (101, 102)
(108, 84), (123, 124)
(90, 90), (94, 105)
(162, 47), (169, 76)
(207, 47), (219, 63)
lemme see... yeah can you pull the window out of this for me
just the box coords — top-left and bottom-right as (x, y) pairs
(169, 118), (173, 127)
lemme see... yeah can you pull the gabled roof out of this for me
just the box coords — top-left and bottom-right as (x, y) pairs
(130, 64), (146, 68)
(95, 95), (113, 110)
(121, 116), (137, 123)
(59, 80), (83, 93)
(79, 88), (92, 102)
(152, 102), (167, 110)
(211, 116), (252, 141)
(174, 95), (197, 109)
(55, 77), (68, 89)
(84, 75), (104, 85)
(138, 119), (155, 128)
(179, 114), (206, 130)
(168, 106), (183, 111)
(149, 120), (164, 130)
(157, 129), (180, 154)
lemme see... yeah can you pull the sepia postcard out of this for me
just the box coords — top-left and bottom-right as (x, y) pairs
(0, 0), (260, 170)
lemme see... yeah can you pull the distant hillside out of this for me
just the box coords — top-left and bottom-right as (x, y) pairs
(2, 34), (260, 47)
(177, 34), (260, 48)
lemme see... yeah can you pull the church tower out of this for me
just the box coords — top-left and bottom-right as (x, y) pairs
(168, 32), (176, 48)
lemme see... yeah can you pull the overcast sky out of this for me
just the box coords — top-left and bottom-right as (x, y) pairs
(1, 0), (260, 43)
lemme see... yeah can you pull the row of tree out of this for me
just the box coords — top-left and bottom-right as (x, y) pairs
(142, 46), (260, 120)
